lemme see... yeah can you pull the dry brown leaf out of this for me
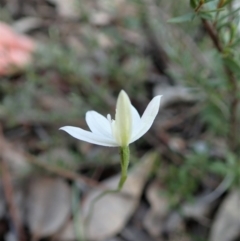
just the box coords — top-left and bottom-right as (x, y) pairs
(143, 180), (169, 237)
(209, 190), (240, 241)
(38, 147), (79, 170)
(105, 238), (124, 241)
(12, 17), (42, 33)
(78, 25), (114, 49)
(153, 85), (199, 108)
(0, 135), (31, 178)
(118, 28), (145, 47)
(0, 183), (6, 218)
(144, 181), (209, 237)
(48, 0), (80, 18)
(26, 177), (71, 238)
(67, 36), (87, 55)
(36, 94), (72, 112)
(90, 11), (112, 26)
(182, 198), (212, 222)
(55, 220), (77, 241)
(96, 0), (136, 19)
(57, 152), (157, 241)
(96, 32), (114, 49)
(96, 0), (126, 13)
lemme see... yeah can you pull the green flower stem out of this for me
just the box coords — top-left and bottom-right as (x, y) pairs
(85, 146), (130, 226)
(118, 146), (130, 190)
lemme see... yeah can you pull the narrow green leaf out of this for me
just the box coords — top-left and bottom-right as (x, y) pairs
(223, 57), (240, 75)
(168, 13), (195, 23)
(200, 7), (225, 13)
(190, 0), (198, 8)
(198, 11), (214, 20)
(222, 0), (234, 7)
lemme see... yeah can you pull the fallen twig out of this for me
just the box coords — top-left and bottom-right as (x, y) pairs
(0, 157), (25, 241)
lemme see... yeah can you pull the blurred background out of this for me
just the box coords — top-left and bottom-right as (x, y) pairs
(0, 0), (239, 241)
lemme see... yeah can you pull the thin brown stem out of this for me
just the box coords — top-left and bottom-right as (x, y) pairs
(0, 128), (106, 190)
(202, 19), (239, 151)
(0, 158), (25, 241)
(195, 0), (205, 13)
(202, 19), (222, 51)
(25, 152), (101, 188)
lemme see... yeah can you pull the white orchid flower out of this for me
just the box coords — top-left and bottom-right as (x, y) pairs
(60, 90), (161, 190)
(60, 90), (162, 147)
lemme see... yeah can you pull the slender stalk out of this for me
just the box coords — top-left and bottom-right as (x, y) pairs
(202, 19), (239, 151)
(195, 0), (205, 13)
(118, 147), (130, 190)
(1, 158), (25, 241)
(85, 147), (130, 226)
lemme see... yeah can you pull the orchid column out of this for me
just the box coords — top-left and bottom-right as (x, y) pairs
(60, 90), (162, 190)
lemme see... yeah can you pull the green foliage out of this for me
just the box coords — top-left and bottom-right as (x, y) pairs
(162, 0), (240, 207)
(168, 13), (196, 23)
(163, 153), (209, 203)
(175, 0), (240, 149)
(163, 150), (239, 206)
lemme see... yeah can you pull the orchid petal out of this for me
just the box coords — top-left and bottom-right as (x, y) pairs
(131, 105), (141, 138)
(60, 126), (118, 147)
(114, 90), (132, 146)
(130, 95), (162, 143)
(86, 111), (112, 138)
